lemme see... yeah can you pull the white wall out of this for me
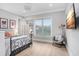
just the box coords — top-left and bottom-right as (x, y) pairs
(66, 29), (79, 56)
(65, 3), (79, 56)
(0, 31), (5, 56)
(50, 11), (66, 36)
(0, 9), (23, 35)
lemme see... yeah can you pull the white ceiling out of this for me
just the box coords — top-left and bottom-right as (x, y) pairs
(0, 3), (68, 17)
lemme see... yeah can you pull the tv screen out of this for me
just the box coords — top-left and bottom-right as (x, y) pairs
(66, 4), (76, 29)
(76, 16), (79, 28)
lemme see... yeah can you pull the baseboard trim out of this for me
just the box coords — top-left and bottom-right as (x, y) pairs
(33, 39), (52, 44)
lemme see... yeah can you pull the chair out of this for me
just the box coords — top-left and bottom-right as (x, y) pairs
(52, 35), (66, 48)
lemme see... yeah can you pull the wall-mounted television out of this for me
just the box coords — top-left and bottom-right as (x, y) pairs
(66, 3), (76, 29)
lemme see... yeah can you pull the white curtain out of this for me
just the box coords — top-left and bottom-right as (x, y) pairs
(18, 19), (30, 35)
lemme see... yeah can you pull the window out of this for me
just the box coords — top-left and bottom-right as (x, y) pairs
(34, 17), (52, 37)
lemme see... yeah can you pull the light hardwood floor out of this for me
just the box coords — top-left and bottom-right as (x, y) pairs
(16, 41), (68, 56)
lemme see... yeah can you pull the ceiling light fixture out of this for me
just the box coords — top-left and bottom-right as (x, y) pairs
(24, 3), (32, 11)
(49, 4), (53, 7)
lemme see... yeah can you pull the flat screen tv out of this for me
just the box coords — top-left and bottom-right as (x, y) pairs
(76, 16), (79, 28)
(66, 3), (76, 29)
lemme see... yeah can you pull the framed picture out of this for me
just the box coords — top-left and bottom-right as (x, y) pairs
(9, 20), (16, 29)
(0, 18), (8, 29)
(66, 3), (76, 29)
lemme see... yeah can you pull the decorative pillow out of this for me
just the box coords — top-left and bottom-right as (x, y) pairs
(5, 32), (13, 38)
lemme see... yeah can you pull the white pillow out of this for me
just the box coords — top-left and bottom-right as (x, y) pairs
(55, 34), (63, 42)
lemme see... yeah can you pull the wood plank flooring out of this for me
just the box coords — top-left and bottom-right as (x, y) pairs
(16, 41), (68, 56)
